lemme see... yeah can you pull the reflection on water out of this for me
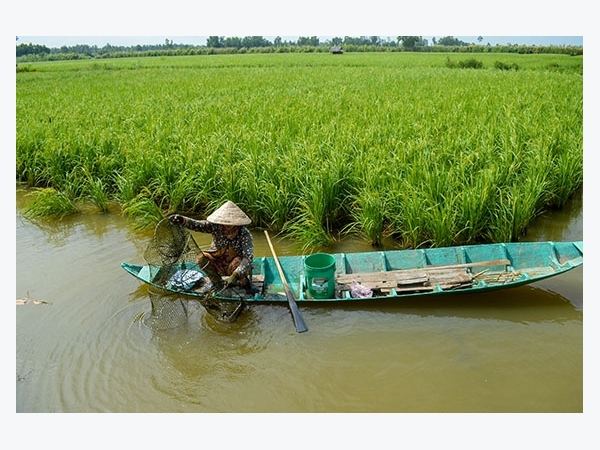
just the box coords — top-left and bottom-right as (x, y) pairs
(327, 280), (583, 323)
(523, 188), (583, 243)
(16, 187), (583, 413)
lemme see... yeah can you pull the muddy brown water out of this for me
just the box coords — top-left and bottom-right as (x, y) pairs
(16, 188), (583, 415)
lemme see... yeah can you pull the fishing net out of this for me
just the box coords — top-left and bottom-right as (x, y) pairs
(200, 294), (246, 323)
(142, 218), (245, 327)
(144, 218), (200, 267)
(143, 285), (189, 330)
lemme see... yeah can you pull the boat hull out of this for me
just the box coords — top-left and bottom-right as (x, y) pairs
(121, 241), (583, 303)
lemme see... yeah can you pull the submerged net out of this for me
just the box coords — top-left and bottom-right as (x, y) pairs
(143, 285), (189, 330)
(200, 294), (246, 323)
(142, 218), (245, 327)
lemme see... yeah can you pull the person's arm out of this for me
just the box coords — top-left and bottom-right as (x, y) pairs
(169, 214), (214, 233)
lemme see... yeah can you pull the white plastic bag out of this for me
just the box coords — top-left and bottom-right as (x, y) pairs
(350, 280), (373, 298)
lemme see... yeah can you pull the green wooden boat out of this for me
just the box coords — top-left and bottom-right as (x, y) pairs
(122, 241), (583, 303)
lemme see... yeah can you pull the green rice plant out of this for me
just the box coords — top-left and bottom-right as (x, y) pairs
(395, 159), (465, 247)
(548, 148), (583, 208)
(283, 198), (335, 252)
(147, 152), (198, 213)
(22, 188), (78, 219)
(487, 170), (548, 242)
(214, 154), (245, 206)
(386, 183), (427, 249)
(185, 134), (237, 211)
(254, 180), (295, 231)
(455, 170), (498, 244)
(422, 199), (463, 248)
(284, 179), (334, 250)
(121, 187), (164, 229)
(283, 158), (351, 250)
(494, 61), (520, 71)
(238, 143), (300, 230)
(445, 57), (484, 69)
(486, 188), (521, 243)
(16, 52), (583, 247)
(78, 167), (109, 213)
(541, 112), (584, 208)
(114, 173), (137, 205)
(344, 189), (388, 246)
(85, 176), (110, 213)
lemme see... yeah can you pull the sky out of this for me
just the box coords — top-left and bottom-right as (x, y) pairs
(11, 0), (591, 46)
(16, 35), (584, 48)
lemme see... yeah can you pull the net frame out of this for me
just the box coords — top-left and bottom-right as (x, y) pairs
(144, 218), (199, 266)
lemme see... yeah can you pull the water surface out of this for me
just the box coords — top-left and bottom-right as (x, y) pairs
(16, 189), (583, 413)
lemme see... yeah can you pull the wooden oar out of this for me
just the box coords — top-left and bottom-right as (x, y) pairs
(264, 230), (308, 333)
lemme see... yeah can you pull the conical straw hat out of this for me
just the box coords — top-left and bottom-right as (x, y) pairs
(207, 201), (251, 225)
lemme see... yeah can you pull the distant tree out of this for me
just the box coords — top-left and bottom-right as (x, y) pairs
(330, 37), (343, 46)
(223, 36), (242, 48)
(241, 36), (272, 48)
(397, 36), (424, 49)
(437, 36), (471, 46)
(477, 36), (483, 44)
(380, 37), (398, 47)
(273, 36), (282, 46)
(65, 44), (93, 55)
(206, 36), (223, 48)
(343, 36), (372, 46)
(297, 36), (320, 46)
(16, 43), (51, 57)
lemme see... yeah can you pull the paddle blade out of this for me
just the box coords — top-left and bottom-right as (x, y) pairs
(290, 302), (308, 333)
(264, 230), (308, 333)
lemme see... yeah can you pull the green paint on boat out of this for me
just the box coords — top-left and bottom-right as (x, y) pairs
(122, 241), (583, 303)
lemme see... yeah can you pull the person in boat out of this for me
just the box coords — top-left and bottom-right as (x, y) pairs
(169, 201), (254, 292)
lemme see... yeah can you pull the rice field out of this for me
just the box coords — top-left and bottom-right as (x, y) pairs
(16, 52), (583, 250)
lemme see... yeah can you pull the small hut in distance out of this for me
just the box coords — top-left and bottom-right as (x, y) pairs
(329, 46), (344, 54)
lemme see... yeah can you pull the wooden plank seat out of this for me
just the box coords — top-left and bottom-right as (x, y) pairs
(336, 267), (474, 295)
(336, 259), (509, 295)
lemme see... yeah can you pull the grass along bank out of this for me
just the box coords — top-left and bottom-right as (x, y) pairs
(16, 52), (583, 250)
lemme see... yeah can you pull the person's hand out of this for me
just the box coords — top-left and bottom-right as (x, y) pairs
(169, 214), (184, 226)
(223, 274), (237, 287)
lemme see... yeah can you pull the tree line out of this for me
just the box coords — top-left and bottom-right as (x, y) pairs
(16, 36), (583, 61)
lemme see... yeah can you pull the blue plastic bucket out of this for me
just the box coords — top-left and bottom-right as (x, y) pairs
(304, 253), (336, 299)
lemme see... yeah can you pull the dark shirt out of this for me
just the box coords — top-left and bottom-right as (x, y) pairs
(183, 219), (254, 277)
